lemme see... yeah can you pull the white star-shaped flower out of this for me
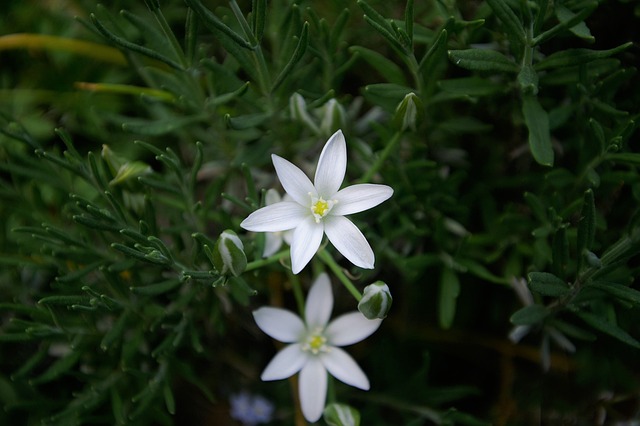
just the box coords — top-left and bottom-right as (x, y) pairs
(241, 130), (393, 274)
(253, 273), (382, 423)
(261, 189), (294, 258)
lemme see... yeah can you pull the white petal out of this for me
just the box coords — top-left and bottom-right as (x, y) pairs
(262, 232), (283, 257)
(290, 216), (324, 274)
(241, 202), (307, 232)
(299, 357), (327, 423)
(261, 343), (307, 381)
(321, 347), (370, 390)
(304, 273), (333, 329)
(272, 154), (317, 206)
(331, 184), (393, 216)
(325, 312), (382, 346)
(253, 307), (305, 342)
(314, 130), (347, 197)
(324, 216), (374, 269)
(264, 188), (282, 205)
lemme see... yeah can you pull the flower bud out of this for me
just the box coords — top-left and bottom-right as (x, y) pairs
(101, 145), (151, 187)
(212, 230), (247, 276)
(358, 281), (392, 319)
(320, 99), (346, 136)
(393, 92), (423, 132)
(289, 93), (319, 134)
(323, 403), (360, 426)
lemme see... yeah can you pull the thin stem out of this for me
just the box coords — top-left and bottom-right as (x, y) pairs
(288, 271), (306, 317)
(150, 7), (188, 68)
(318, 248), (362, 302)
(359, 131), (402, 183)
(245, 249), (290, 272)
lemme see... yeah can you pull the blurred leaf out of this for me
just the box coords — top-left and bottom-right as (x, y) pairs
(272, 21), (309, 92)
(0, 33), (127, 65)
(528, 272), (570, 297)
(363, 83), (413, 112)
(522, 95), (553, 166)
(438, 267), (460, 329)
(577, 189), (596, 269)
(573, 310), (640, 349)
(30, 349), (83, 385)
(485, 0), (526, 44)
(535, 43), (632, 71)
(588, 281), (640, 304)
(350, 46), (408, 86)
(510, 304), (549, 325)
(448, 49), (518, 73)
(555, 4), (594, 42)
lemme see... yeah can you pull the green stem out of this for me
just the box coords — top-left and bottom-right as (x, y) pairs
(150, 7), (188, 69)
(360, 131), (402, 183)
(288, 271), (305, 317)
(245, 249), (290, 272)
(318, 249), (362, 302)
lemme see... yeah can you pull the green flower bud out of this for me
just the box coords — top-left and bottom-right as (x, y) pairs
(517, 64), (539, 95)
(320, 99), (346, 136)
(101, 145), (151, 187)
(289, 93), (319, 134)
(393, 92), (423, 132)
(323, 403), (360, 426)
(358, 281), (392, 319)
(212, 230), (247, 276)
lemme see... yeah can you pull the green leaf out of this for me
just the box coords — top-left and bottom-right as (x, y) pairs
(31, 349), (83, 385)
(363, 83), (414, 112)
(130, 278), (183, 296)
(555, 4), (594, 42)
(522, 95), (553, 166)
(437, 77), (503, 97)
(510, 304), (549, 325)
(573, 310), (640, 349)
(38, 295), (90, 306)
(121, 115), (206, 136)
(252, 0), (266, 41)
(100, 310), (131, 350)
(606, 153), (640, 165)
(418, 28), (448, 80)
(531, 3), (597, 46)
(527, 272), (570, 297)
(438, 268), (460, 329)
(90, 14), (183, 70)
(183, 0), (252, 50)
(485, 0), (525, 44)
(357, 0), (406, 54)
(552, 226), (569, 277)
(448, 49), (518, 73)
(224, 112), (270, 130)
(404, 0), (414, 47)
(271, 21), (309, 92)
(535, 43), (632, 71)
(349, 46), (408, 86)
(589, 281), (640, 304)
(577, 189), (596, 269)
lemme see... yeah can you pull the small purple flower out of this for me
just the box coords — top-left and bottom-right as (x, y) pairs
(229, 391), (274, 425)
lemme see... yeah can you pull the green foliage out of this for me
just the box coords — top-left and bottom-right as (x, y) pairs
(1, 0), (639, 424)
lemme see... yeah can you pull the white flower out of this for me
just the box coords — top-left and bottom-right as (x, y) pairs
(241, 130), (393, 274)
(262, 189), (294, 257)
(253, 273), (382, 423)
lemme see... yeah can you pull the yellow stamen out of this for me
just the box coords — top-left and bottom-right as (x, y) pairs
(312, 199), (330, 216)
(303, 332), (328, 355)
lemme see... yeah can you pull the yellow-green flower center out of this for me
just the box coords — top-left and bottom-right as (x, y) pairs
(309, 195), (336, 223)
(312, 199), (330, 216)
(303, 330), (328, 355)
